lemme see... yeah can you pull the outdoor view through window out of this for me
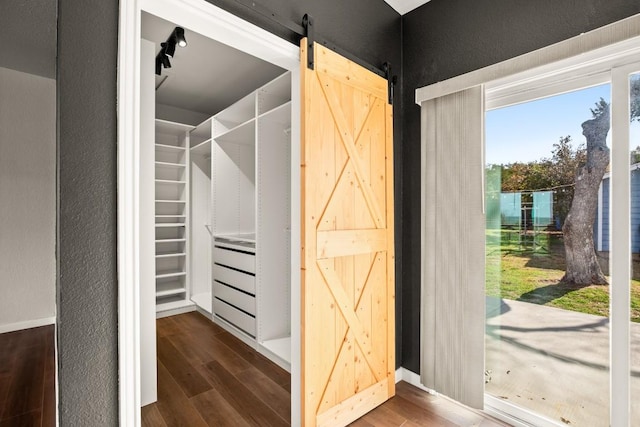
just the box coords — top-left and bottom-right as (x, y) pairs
(486, 82), (620, 426)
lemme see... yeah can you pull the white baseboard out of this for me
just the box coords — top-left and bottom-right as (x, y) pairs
(395, 367), (437, 395)
(0, 316), (56, 334)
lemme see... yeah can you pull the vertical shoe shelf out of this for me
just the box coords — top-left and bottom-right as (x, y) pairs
(155, 119), (194, 313)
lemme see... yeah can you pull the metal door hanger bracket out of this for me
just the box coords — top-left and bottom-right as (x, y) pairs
(302, 14), (314, 70)
(383, 62), (396, 105)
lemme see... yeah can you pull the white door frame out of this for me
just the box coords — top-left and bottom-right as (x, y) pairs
(116, 1), (301, 425)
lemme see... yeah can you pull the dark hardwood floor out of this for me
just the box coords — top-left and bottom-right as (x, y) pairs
(0, 325), (55, 427)
(0, 314), (507, 426)
(145, 312), (509, 427)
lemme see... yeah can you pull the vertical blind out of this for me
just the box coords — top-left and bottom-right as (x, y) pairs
(420, 85), (485, 409)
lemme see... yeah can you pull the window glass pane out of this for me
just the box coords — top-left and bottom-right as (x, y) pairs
(486, 83), (611, 426)
(630, 71), (640, 426)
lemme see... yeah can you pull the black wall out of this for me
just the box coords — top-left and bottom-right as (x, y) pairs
(401, 0), (640, 374)
(57, 0), (401, 423)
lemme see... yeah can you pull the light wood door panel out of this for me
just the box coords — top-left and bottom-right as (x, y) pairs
(301, 39), (395, 427)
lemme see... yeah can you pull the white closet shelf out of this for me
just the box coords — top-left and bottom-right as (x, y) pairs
(261, 336), (291, 364)
(214, 92), (256, 131)
(156, 271), (187, 280)
(155, 223), (185, 227)
(258, 100), (292, 124)
(191, 139), (212, 156)
(258, 72), (292, 115)
(156, 286), (187, 298)
(214, 233), (256, 244)
(156, 298), (194, 315)
(156, 252), (186, 259)
(156, 214), (186, 218)
(155, 179), (186, 184)
(155, 161), (186, 168)
(155, 118), (194, 135)
(155, 238), (186, 243)
(191, 117), (213, 146)
(155, 143), (186, 152)
(191, 292), (212, 314)
(155, 199), (186, 203)
(213, 118), (255, 145)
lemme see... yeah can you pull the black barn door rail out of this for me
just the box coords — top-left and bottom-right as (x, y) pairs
(229, 0), (396, 103)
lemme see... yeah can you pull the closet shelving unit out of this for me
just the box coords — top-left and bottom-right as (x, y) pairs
(189, 117), (214, 314)
(255, 74), (292, 368)
(189, 71), (292, 370)
(155, 119), (194, 314)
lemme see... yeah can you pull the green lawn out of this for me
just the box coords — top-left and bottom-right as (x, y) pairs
(486, 229), (640, 322)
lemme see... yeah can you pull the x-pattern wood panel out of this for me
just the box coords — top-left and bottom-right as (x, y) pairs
(316, 256), (382, 381)
(302, 39), (394, 427)
(316, 72), (386, 230)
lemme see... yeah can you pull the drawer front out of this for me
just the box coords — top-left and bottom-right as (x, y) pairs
(213, 264), (255, 295)
(213, 281), (255, 315)
(213, 246), (255, 274)
(214, 298), (256, 337)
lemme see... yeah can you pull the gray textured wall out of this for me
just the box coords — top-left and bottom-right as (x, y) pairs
(56, 0), (400, 423)
(57, 0), (119, 424)
(401, 0), (640, 374)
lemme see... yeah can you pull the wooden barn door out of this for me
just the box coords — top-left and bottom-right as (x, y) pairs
(300, 39), (395, 427)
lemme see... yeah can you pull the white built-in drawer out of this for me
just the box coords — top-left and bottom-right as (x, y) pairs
(213, 246), (255, 274)
(213, 281), (255, 315)
(213, 264), (255, 295)
(214, 298), (256, 337)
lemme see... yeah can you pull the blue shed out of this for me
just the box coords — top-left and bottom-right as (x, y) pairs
(594, 164), (640, 253)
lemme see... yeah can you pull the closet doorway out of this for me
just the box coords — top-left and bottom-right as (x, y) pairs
(126, 0), (301, 424)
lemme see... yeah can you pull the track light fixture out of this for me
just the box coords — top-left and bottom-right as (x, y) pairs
(160, 43), (172, 67)
(164, 39), (176, 58)
(155, 27), (187, 76)
(173, 27), (187, 48)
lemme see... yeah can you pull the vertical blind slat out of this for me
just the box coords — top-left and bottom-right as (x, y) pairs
(420, 85), (485, 409)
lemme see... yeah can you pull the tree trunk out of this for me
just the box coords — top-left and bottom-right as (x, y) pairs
(561, 108), (610, 285)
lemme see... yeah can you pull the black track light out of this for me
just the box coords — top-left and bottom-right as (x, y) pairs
(155, 27), (186, 76)
(160, 43), (172, 69)
(165, 40), (176, 58)
(174, 27), (187, 48)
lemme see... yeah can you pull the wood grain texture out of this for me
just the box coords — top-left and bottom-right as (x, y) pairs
(142, 312), (290, 427)
(301, 38), (395, 426)
(0, 325), (55, 427)
(142, 312), (507, 426)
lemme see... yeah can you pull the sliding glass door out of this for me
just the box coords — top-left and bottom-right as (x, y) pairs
(485, 62), (640, 426)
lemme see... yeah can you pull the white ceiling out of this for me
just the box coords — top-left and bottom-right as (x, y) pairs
(142, 13), (285, 117)
(383, 0), (431, 15)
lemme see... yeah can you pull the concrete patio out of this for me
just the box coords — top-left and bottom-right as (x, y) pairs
(485, 297), (640, 426)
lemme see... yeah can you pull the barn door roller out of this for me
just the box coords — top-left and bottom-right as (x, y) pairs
(383, 62), (397, 105)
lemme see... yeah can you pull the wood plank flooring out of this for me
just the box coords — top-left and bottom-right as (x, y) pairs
(0, 325), (55, 427)
(145, 312), (509, 427)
